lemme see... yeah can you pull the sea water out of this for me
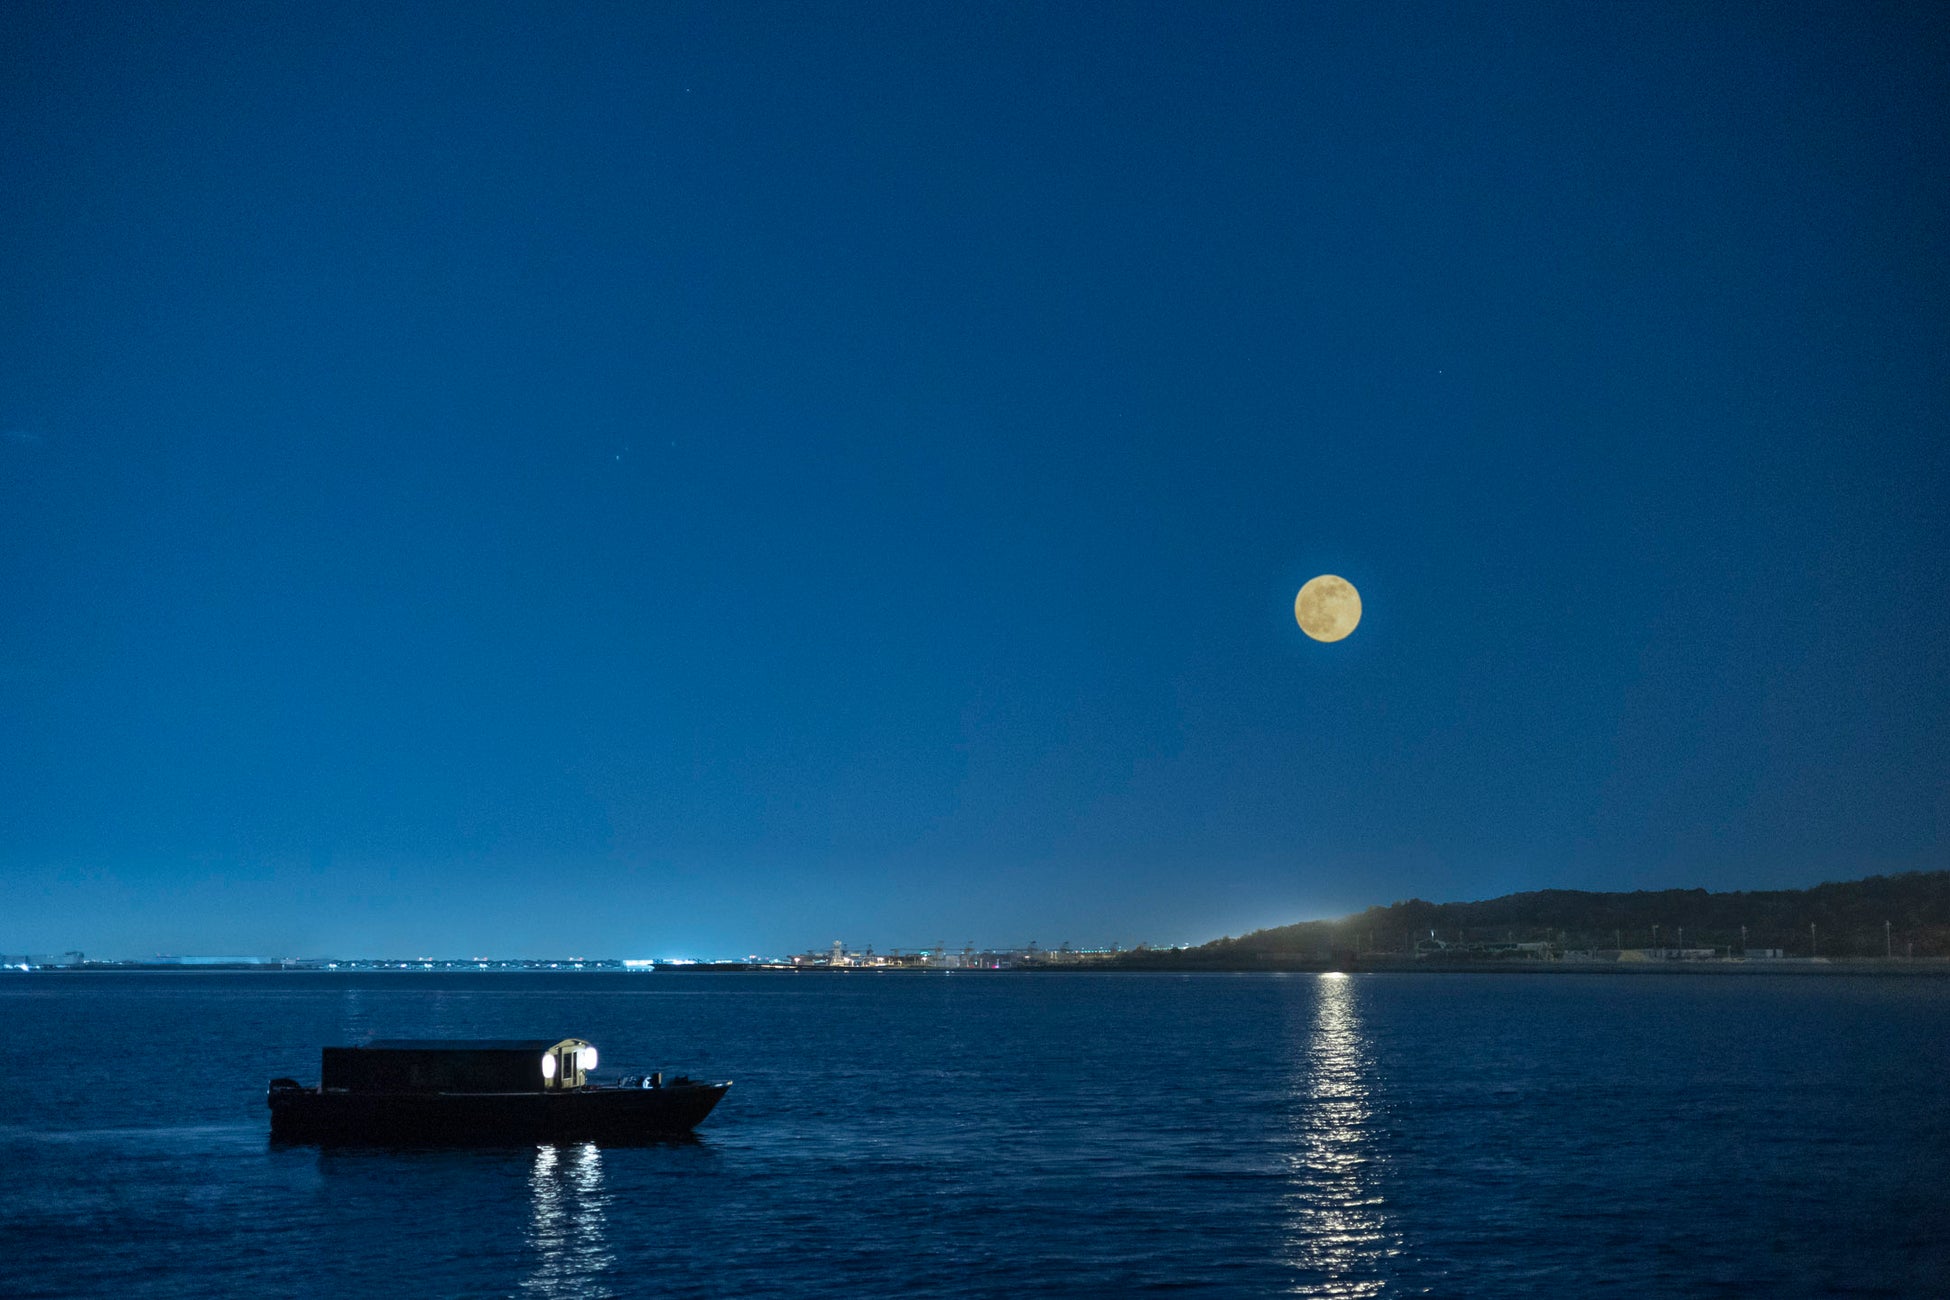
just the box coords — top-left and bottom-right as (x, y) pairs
(1, 971), (1944, 1297)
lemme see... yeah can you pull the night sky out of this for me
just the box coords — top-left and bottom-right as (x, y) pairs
(3, 3), (1945, 958)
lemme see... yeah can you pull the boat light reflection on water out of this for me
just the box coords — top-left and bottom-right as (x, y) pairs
(524, 1142), (613, 1298)
(1283, 971), (1399, 1297)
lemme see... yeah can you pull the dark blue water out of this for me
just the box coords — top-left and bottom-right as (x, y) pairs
(2, 972), (1945, 1297)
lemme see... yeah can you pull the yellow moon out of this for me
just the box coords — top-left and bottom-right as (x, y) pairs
(1295, 575), (1361, 642)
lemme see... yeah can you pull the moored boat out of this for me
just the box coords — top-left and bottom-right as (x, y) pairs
(267, 1038), (729, 1143)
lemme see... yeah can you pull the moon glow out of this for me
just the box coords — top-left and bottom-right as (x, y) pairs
(1295, 575), (1362, 642)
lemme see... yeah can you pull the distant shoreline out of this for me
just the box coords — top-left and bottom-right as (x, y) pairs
(1101, 958), (1950, 977)
(8, 959), (1949, 977)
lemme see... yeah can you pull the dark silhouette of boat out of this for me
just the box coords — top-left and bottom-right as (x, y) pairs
(267, 1038), (729, 1144)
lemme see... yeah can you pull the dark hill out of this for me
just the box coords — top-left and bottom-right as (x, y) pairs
(1121, 871), (1950, 966)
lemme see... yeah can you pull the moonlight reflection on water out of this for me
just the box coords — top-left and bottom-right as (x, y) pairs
(1283, 973), (1399, 1297)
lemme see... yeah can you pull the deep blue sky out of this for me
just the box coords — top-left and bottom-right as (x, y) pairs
(3, 2), (1945, 958)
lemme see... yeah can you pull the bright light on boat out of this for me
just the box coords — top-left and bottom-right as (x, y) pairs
(579, 1046), (598, 1071)
(541, 1053), (557, 1080)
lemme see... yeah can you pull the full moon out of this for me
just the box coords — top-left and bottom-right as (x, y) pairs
(1295, 574), (1362, 642)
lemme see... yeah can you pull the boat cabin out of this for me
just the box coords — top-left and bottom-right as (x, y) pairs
(320, 1039), (597, 1094)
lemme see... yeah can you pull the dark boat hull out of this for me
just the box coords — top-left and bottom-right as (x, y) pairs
(269, 1083), (729, 1145)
